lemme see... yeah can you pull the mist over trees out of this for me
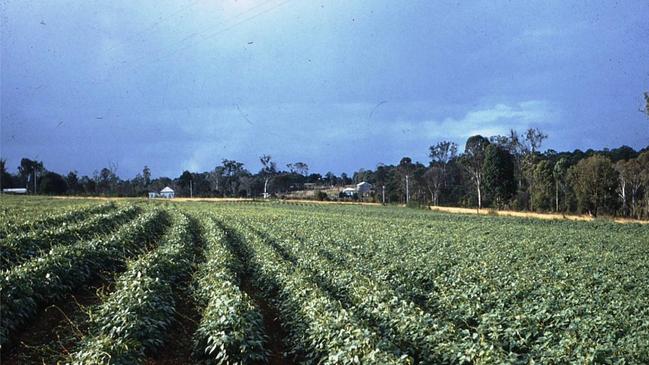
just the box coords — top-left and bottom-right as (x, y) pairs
(2, 128), (649, 219)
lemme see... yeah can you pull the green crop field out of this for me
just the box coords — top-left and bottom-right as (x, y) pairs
(1, 197), (648, 364)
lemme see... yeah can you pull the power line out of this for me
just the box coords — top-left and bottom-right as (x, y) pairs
(94, 0), (291, 84)
(102, 0), (202, 56)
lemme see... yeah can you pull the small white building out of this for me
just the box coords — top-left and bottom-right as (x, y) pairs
(342, 187), (356, 197)
(356, 182), (372, 196)
(2, 188), (28, 194)
(160, 186), (175, 199)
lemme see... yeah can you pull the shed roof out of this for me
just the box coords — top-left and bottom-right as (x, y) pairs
(160, 186), (174, 193)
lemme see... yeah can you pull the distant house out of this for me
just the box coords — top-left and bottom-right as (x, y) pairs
(356, 182), (372, 196)
(2, 188), (27, 194)
(160, 186), (175, 199)
(342, 187), (356, 197)
(149, 187), (174, 199)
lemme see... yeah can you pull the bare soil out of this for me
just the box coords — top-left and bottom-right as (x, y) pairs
(240, 273), (293, 365)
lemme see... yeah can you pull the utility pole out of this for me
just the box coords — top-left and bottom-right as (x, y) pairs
(382, 185), (385, 204)
(33, 169), (37, 195)
(405, 175), (410, 204)
(190, 179), (193, 198)
(555, 180), (559, 212)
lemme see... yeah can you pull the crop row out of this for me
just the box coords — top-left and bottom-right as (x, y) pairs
(250, 217), (461, 364)
(311, 216), (649, 363)
(0, 208), (169, 348)
(217, 213), (410, 365)
(191, 216), (267, 364)
(0, 205), (141, 270)
(72, 211), (194, 364)
(240, 208), (649, 364)
(0, 202), (116, 239)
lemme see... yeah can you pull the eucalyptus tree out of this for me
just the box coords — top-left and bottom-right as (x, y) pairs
(222, 159), (248, 196)
(427, 141), (458, 205)
(614, 158), (646, 217)
(568, 155), (619, 216)
(524, 128), (548, 154)
(286, 162), (309, 176)
(553, 157), (569, 212)
(398, 157), (415, 203)
(460, 135), (490, 209)
(482, 144), (516, 208)
(259, 154), (277, 198)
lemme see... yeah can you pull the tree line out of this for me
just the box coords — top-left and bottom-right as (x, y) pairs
(1, 127), (649, 219)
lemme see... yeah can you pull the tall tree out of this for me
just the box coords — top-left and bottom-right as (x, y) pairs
(209, 166), (225, 194)
(530, 160), (555, 211)
(482, 144), (516, 208)
(637, 151), (649, 218)
(429, 141), (458, 166)
(506, 129), (528, 189)
(340, 172), (351, 185)
(461, 135), (490, 209)
(80, 175), (96, 195)
(524, 128), (548, 154)
(178, 170), (193, 196)
(324, 171), (337, 186)
(39, 172), (68, 195)
(107, 162), (120, 193)
(489, 135), (510, 148)
(374, 164), (392, 203)
(553, 157), (569, 212)
(287, 162), (309, 176)
(0, 158), (14, 189)
(568, 155), (619, 216)
(398, 157), (415, 203)
(18, 158), (44, 193)
(614, 160), (633, 215)
(222, 159), (248, 196)
(259, 154), (276, 198)
(423, 166), (444, 205)
(613, 157), (646, 218)
(142, 166), (152, 187)
(428, 141), (458, 204)
(96, 167), (117, 195)
(66, 171), (81, 194)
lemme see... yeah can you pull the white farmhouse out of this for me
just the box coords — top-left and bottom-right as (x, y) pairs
(159, 186), (175, 199)
(356, 182), (372, 196)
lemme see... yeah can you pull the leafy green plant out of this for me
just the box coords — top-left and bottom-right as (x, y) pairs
(72, 211), (194, 364)
(218, 214), (410, 365)
(0, 205), (140, 269)
(191, 216), (267, 364)
(0, 208), (168, 348)
(0, 201), (115, 239)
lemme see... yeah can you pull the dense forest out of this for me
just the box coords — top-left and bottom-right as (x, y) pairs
(2, 127), (649, 219)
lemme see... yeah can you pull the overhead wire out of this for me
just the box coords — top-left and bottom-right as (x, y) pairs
(93, 0), (292, 84)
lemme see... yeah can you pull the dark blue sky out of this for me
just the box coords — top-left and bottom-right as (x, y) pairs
(2, 0), (648, 178)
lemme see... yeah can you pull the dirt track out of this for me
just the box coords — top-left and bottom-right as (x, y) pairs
(428, 205), (649, 225)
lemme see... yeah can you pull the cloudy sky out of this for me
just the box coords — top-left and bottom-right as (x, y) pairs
(2, 0), (648, 178)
